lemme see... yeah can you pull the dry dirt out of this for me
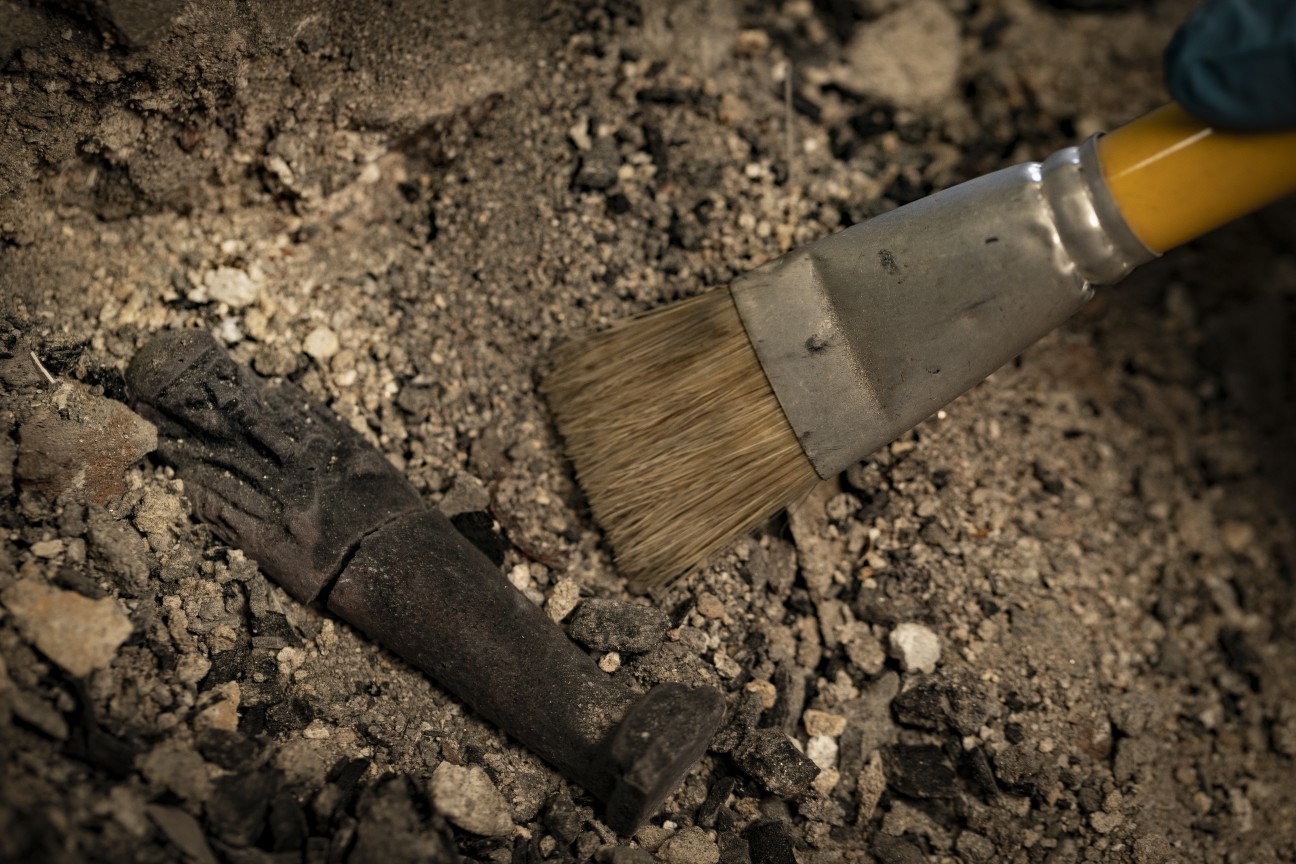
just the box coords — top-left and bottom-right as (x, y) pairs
(2, 1), (1295, 862)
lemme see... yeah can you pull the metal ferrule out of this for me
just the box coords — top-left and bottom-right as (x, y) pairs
(731, 136), (1157, 479)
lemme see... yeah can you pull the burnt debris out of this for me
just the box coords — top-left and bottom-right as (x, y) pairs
(125, 330), (725, 834)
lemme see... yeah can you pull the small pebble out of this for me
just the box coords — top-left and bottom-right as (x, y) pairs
(598, 652), (621, 673)
(888, 623), (941, 674)
(545, 578), (581, 622)
(695, 592), (725, 619)
(429, 762), (513, 837)
(1090, 811), (1122, 834)
(845, 629), (887, 675)
(745, 679), (778, 710)
(303, 326), (340, 361)
(806, 735), (838, 771)
(656, 825), (719, 864)
(802, 709), (846, 737)
(202, 266), (259, 308)
(31, 539), (64, 558)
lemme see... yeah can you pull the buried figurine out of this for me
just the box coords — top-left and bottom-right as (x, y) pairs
(125, 330), (725, 835)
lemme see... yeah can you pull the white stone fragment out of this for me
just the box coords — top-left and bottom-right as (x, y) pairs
(303, 326), (340, 361)
(889, 622), (942, 674)
(203, 266), (260, 308)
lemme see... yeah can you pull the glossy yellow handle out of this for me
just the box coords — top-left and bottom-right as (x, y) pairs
(1096, 103), (1296, 254)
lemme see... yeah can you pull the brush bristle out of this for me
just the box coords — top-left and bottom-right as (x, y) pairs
(545, 288), (820, 590)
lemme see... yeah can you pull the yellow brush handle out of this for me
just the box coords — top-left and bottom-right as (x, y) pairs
(1096, 103), (1296, 254)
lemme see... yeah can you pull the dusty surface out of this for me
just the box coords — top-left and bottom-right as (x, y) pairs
(3, 1), (1295, 862)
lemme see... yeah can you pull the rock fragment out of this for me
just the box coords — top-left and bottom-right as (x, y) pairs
(302, 326), (340, 361)
(16, 382), (156, 505)
(841, 0), (962, 109)
(0, 579), (132, 677)
(86, 506), (152, 595)
(733, 729), (820, 798)
(545, 578), (582, 622)
(568, 598), (670, 653)
(956, 831), (995, 864)
(802, 709), (846, 738)
(805, 735), (838, 771)
(429, 762), (513, 837)
(202, 266), (259, 308)
(147, 805), (219, 864)
(888, 623), (941, 674)
(657, 825), (720, 864)
(857, 751), (887, 823)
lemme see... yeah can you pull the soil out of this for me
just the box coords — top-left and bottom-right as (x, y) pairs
(3, 1), (1295, 862)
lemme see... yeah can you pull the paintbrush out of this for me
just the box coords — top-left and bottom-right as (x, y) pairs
(546, 104), (1296, 590)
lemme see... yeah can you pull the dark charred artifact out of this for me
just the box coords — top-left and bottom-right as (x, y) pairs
(125, 330), (725, 834)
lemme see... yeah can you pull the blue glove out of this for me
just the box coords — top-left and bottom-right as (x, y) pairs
(1165, 0), (1296, 130)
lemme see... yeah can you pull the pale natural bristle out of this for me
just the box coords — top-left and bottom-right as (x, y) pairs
(545, 288), (820, 589)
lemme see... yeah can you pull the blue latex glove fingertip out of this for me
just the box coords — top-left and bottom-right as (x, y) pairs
(1165, 0), (1296, 130)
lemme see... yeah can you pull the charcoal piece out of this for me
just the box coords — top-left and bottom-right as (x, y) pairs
(732, 729), (819, 798)
(567, 599), (670, 654)
(744, 820), (797, 864)
(196, 728), (263, 773)
(871, 834), (926, 864)
(891, 678), (946, 730)
(125, 330), (424, 603)
(67, 681), (137, 777)
(597, 848), (655, 864)
(212, 842), (302, 864)
(958, 747), (999, 802)
(767, 662), (806, 735)
(882, 744), (958, 798)
(696, 775), (737, 828)
(208, 770), (278, 846)
(573, 137), (620, 191)
(543, 793), (584, 846)
(265, 698), (314, 734)
(942, 672), (990, 737)
(268, 790), (309, 852)
(718, 831), (750, 864)
(330, 757), (372, 805)
(710, 689), (764, 754)
(128, 331), (726, 835)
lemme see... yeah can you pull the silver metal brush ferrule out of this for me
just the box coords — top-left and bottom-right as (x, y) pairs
(731, 136), (1157, 479)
